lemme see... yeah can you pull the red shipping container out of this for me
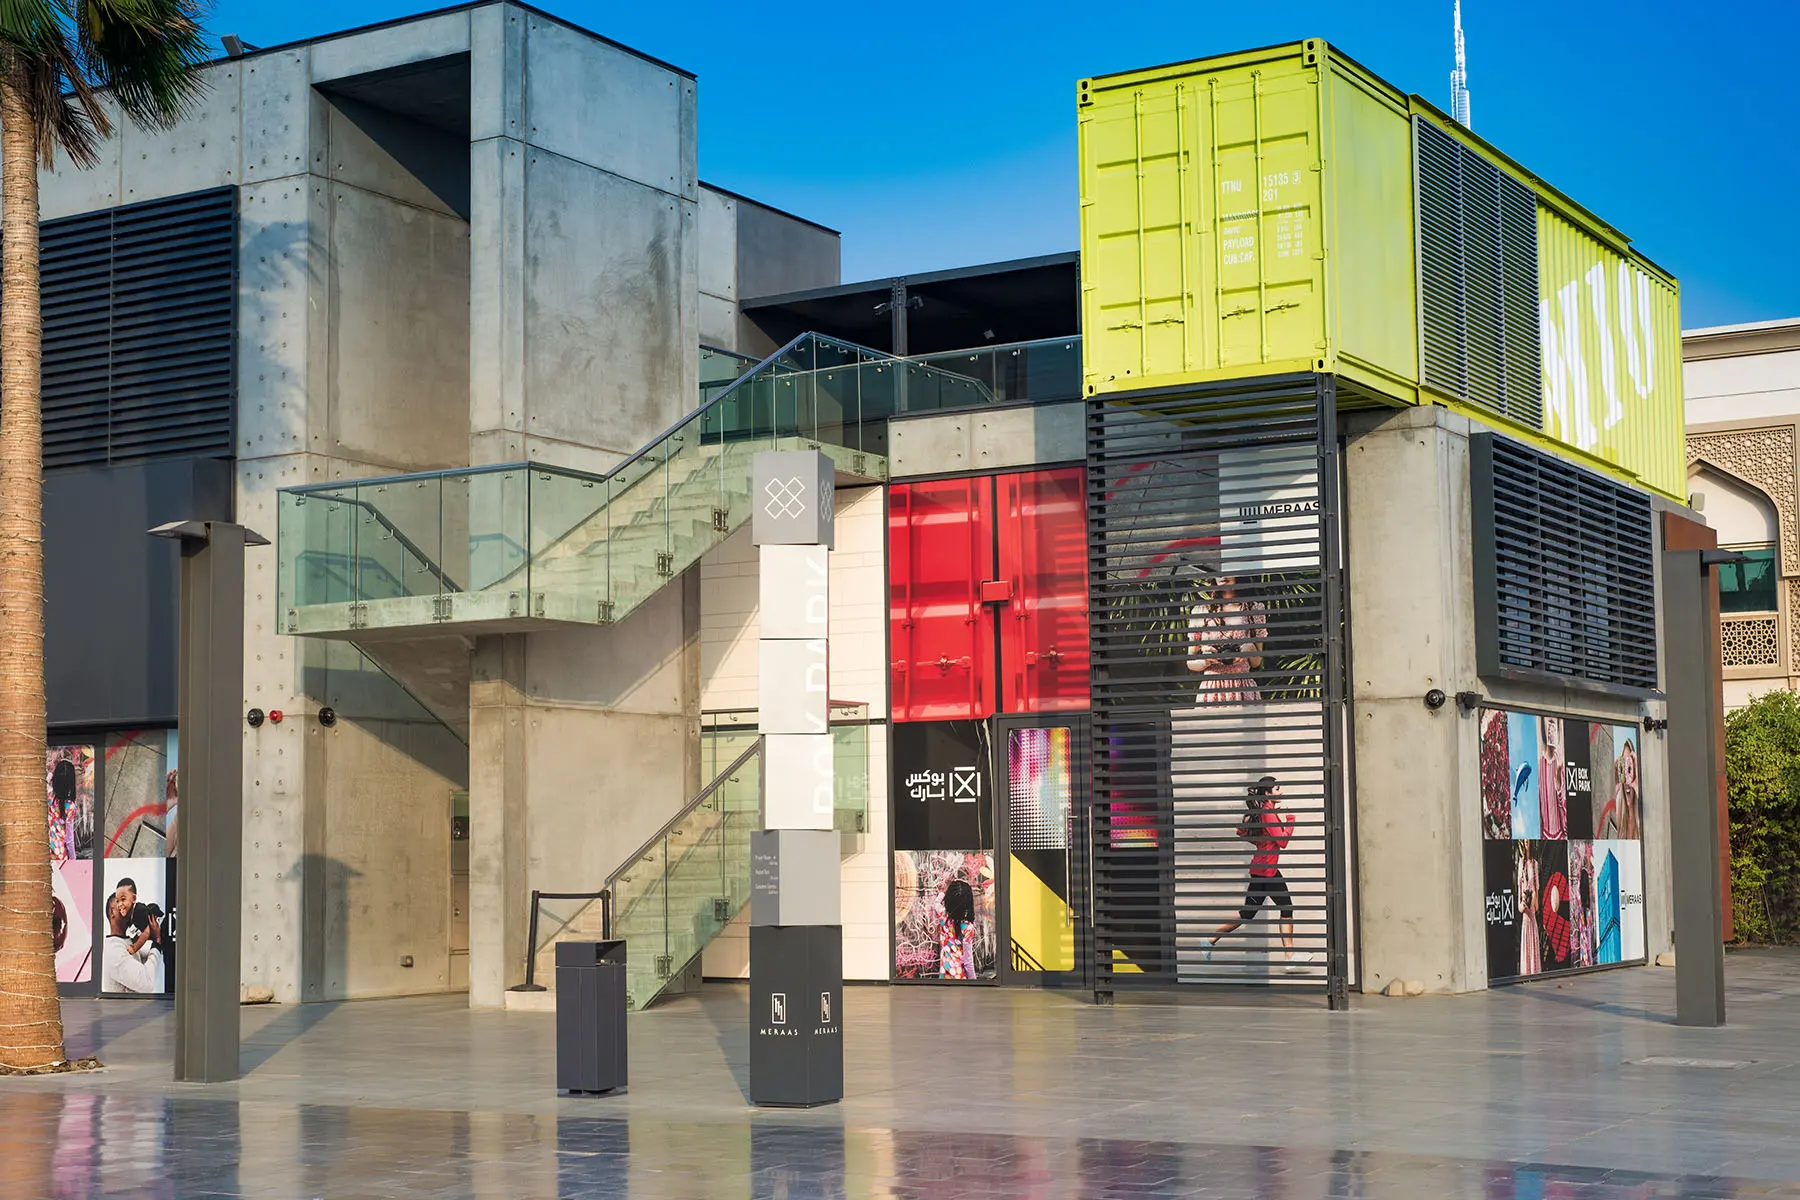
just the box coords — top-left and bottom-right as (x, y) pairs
(888, 478), (996, 722)
(997, 468), (1090, 712)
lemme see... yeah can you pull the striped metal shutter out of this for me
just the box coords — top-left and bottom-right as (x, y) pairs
(41, 187), (237, 469)
(1472, 432), (1658, 694)
(1085, 376), (1351, 1006)
(1414, 119), (1541, 429)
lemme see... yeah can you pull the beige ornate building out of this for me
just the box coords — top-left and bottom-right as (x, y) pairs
(1684, 318), (1800, 708)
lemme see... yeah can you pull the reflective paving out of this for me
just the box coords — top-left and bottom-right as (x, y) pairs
(4, 950), (1800, 1198)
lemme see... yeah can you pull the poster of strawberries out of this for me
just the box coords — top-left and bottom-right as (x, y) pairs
(1479, 707), (1645, 984)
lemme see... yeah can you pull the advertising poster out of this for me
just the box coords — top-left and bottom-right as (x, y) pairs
(1480, 708), (1646, 983)
(892, 720), (996, 980)
(1006, 726), (1075, 973)
(103, 731), (177, 859)
(53, 860), (94, 984)
(100, 859), (171, 995)
(47, 744), (96, 864)
(892, 850), (997, 980)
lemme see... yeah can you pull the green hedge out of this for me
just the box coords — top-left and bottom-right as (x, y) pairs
(1724, 689), (1800, 943)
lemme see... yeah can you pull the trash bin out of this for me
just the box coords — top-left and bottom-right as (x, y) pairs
(554, 940), (627, 1094)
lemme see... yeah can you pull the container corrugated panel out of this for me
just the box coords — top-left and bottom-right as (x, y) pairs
(1079, 46), (1329, 394)
(1534, 207), (1683, 499)
(1080, 40), (1685, 500)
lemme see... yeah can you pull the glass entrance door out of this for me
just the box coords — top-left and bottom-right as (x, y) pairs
(996, 715), (1087, 985)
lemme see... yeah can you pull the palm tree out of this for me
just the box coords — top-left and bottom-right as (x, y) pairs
(0, 0), (208, 1073)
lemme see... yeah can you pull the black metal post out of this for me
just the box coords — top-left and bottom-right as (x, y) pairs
(518, 889), (545, 991)
(1316, 377), (1352, 1011)
(150, 520), (263, 1083)
(1664, 547), (1728, 1027)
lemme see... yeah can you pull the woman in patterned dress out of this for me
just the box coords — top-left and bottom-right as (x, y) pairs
(1186, 575), (1267, 703)
(937, 880), (978, 980)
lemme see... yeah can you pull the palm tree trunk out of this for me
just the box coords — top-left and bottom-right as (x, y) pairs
(0, 71), (63, 1071)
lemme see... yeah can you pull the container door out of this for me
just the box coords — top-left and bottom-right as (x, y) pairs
(996, 714), (1087, 984)
(997, 468), (1091, 713)
(888, 478), (996, 722)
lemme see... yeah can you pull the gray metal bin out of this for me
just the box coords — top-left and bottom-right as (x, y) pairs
(555, 940), (627, 1094)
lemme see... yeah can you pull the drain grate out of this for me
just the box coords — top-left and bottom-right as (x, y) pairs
(1631, 1056), (1750, 1069)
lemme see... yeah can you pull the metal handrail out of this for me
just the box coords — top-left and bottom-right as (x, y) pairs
(283, 332), (883, 498)
(603, 737), (764, 902)
(292, 493), (467, 595)
(511, 888), (611, 992)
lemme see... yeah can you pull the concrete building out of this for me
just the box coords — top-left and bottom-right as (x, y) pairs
(43, 14), (1692, 1013)
(1684, 318), (1800, 708)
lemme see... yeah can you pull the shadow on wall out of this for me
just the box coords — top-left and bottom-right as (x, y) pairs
(300, 640), (468, 787)
(297, 851), (362, 1005)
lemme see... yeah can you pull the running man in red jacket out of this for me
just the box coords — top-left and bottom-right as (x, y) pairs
(1204, 776), (1314, 973)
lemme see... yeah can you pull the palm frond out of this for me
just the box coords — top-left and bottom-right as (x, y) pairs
(75, 0), (211, 128)
(0, 0), (209, 165)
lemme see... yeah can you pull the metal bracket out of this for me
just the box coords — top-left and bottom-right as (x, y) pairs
(284, 609), (297, 634)
(596, 599), (615, 624)
(713, 898), (729, 924)
(655, 953), (673, 979)
(347, 602), (367, 629)
(432, 596), (453, 622)
(507, 591), (522, 618)
(656, 551), (674, 577)
(533, 592), (546, 619)
(712, 507), (729, 533)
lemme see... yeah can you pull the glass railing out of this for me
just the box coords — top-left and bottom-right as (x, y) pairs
(277, 333), (896, 635)
(276, 334), (1083, 637)
(604, 739), (764, 1010)
(700, 344), (757, 406)
(702, 702), (870, 834)
(905, 337), (1082, 409)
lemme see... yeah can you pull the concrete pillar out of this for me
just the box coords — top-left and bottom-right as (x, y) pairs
(1346, 406), (1679, 994)
(1344, 408), (1485, 994)
(468, 634), (529, 1007)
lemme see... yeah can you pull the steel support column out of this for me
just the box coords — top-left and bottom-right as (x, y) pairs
(150, 519), (264, 1082)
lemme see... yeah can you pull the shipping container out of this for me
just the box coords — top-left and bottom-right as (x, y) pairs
(1078, 39), (1685, 499)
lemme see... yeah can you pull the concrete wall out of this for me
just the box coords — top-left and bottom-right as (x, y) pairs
(468, 575), (704, 1007)
(468, 6), (698, 472)
(1684, 327), (1800, 427)
(696, 185), (841, 357)
(39, 19), (479, 1002)
(1344, 406), (1674, 995)
(698, 486), (892, 979)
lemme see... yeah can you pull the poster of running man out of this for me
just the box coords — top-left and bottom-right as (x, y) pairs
(1480, 707), (1646, 983)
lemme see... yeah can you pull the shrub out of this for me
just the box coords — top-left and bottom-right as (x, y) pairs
(1724, 689), (1800, 942)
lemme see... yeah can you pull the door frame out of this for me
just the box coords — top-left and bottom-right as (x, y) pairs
(993, 711), (1091, 989)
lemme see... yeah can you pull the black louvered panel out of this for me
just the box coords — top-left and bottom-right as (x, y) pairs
(1414, 123), (1464, 398)
(40, 187), (236, 470)
(1085, 377), (1351, 1004)
(1473, 433), (1657, 695)
(1497, 174), (1542, 429)
(1413, 119), (1542, 429)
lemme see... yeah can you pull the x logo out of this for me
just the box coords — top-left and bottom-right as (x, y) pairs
(763, 476), (806, 520)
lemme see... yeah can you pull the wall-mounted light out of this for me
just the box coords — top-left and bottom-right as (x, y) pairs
(246, 707), (265, 728)
(318, 706), (337, 728)
(1424, 688), (1447, 710)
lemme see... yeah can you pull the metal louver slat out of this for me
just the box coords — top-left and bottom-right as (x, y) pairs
(39, 186), (236, 470)
(1085, 376), (1351, 1008)
(1414, 119), (1542, 429)
(1472, 432), (1657, 694)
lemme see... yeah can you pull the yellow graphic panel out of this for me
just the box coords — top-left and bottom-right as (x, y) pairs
(1008, 854), (1074, 973)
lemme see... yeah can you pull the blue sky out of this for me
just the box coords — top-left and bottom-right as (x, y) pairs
(212, 0), (1797, 329)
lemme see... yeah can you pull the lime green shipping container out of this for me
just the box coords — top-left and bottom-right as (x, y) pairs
(1078, 40), (1685, 499)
